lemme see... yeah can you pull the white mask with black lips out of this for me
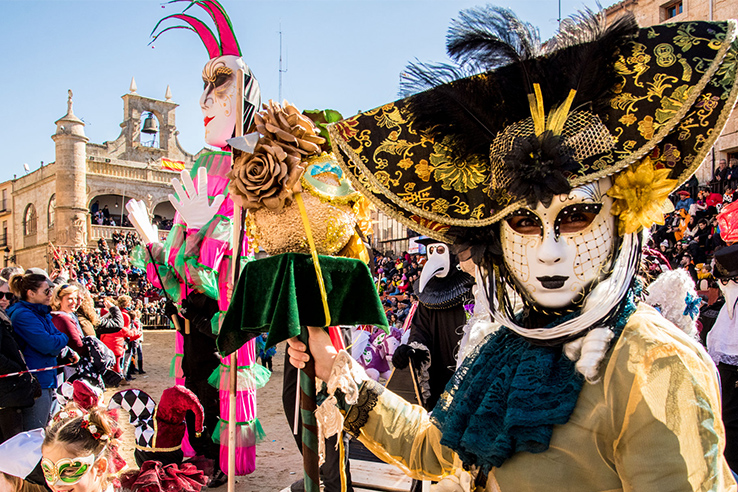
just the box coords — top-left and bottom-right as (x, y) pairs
(500, 178), (616, 310)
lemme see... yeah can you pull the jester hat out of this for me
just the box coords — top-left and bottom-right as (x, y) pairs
(108, 386), (204, 453)
(152, 0), (260, 138)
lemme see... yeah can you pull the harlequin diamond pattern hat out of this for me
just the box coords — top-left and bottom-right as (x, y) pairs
(329, 8), (738, 242)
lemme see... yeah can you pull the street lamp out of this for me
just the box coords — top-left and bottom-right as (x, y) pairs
(3, 246), (15, 266)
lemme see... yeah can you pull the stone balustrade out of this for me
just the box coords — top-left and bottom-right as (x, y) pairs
(87, 160), (178, 184)
(90, 224), (169, 243)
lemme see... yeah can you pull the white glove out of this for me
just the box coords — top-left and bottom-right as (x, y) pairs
(125, 199), (159, 244)
(430, 468), (472, 492)
(168, 167), (225, 230)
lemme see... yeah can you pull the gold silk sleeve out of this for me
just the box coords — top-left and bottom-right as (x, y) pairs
(342, 376), (459, 482)
(606, 306), (736, 492)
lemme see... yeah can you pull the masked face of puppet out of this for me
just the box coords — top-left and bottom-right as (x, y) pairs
(500, 178), (616, 310)
(200, 55), (246, 148)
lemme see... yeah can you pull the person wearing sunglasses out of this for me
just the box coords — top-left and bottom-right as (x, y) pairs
(7, 272), (74, 431)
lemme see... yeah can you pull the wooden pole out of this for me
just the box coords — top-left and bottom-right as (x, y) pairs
(227, 68), (246, 492)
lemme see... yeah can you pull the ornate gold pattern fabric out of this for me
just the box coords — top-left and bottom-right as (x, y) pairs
(329, 21), (738, 242)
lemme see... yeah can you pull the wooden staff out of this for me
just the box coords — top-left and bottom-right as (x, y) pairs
(227, 67), (246, 492)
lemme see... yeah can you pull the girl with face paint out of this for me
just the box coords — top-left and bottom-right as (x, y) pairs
(287, 6), (738, 491)
(41, 408), (121, 492)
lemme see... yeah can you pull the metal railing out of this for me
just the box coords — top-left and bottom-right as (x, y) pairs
(141, 313), (170, 330)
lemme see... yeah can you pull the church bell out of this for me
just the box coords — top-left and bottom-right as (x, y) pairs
(142, 113), (159, 134)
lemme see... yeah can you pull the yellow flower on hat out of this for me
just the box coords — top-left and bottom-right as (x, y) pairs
(608, 158), (677, 235)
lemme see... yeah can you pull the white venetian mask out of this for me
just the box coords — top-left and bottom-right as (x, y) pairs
(200, 55), (245, 148)
(500, 178), (616, 309)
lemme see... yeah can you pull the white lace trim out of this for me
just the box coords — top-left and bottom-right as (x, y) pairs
(316, 350), (367, 461)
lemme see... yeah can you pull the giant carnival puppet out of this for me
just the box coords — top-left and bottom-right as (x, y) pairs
(125, 0), (265, 485)
(286, 7), (738, 491)
(130, 4), (387, 492)
(392, 238), (474, 411)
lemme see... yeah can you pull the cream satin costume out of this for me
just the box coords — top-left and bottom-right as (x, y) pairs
(329, 304), (735, 491)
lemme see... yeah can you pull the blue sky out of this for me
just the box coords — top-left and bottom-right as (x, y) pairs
(0, 0), (603, 182)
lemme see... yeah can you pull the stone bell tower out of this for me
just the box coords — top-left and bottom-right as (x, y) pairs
(51, 90), (89, 249)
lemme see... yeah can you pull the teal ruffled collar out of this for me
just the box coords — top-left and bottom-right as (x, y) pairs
(431, 285), (639, 472)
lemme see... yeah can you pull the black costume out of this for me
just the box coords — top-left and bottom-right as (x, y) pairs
(394, 244), (474, 411)
(174, 294), (222, 472)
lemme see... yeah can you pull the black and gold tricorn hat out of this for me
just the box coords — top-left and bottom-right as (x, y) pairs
(328, 7), (738, 243)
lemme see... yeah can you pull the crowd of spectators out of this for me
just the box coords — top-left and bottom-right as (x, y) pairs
(51, 235), (160, 303)
(89, 199), (175, 231)
(90, 200), (132, 227)
(650, 161), (738, 289)
(374, 250), (426, 328)
(0, 264), (148, 445)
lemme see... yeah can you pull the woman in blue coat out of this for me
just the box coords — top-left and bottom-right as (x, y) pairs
(7, 272), (70, 430)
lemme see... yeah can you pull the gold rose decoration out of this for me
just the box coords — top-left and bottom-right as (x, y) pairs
(228, 100), (325, 213)
(229, 100), (369, 258)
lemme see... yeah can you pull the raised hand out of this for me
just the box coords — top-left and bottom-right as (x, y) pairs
(168, 167), (225, 230)
(125, 199), (159, 244)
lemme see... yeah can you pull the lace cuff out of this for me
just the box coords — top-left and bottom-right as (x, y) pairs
(326, 350), (367, 407)
(344, 378), (385, 438)
(316, 351), (388, 439)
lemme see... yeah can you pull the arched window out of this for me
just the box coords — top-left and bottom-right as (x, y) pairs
(48, 195), (56, 229)
(23, 204), (37, 236)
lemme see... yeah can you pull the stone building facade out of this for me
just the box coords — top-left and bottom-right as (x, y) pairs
(605, 0), (738, 182)
(7, 83), (203, 269)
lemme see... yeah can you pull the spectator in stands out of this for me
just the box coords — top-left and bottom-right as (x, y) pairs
(675, 190), (694, 213)
(711, 158), (729, 192)
(728, 158), (738, 189)
(8, 272), (75, 430)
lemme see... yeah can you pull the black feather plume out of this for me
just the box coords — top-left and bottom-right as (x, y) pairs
(446, 6), (543, 72)
(399, 61), (471, 98)
(538, 11), (639, 115)
(401, 7), (638, 200)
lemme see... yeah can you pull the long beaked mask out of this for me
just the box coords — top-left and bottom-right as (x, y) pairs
(500, 178), (616, 310)
(152, 0), (260, 148)
(419, 243), (451, 293)
(718, 280), (738, 319)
